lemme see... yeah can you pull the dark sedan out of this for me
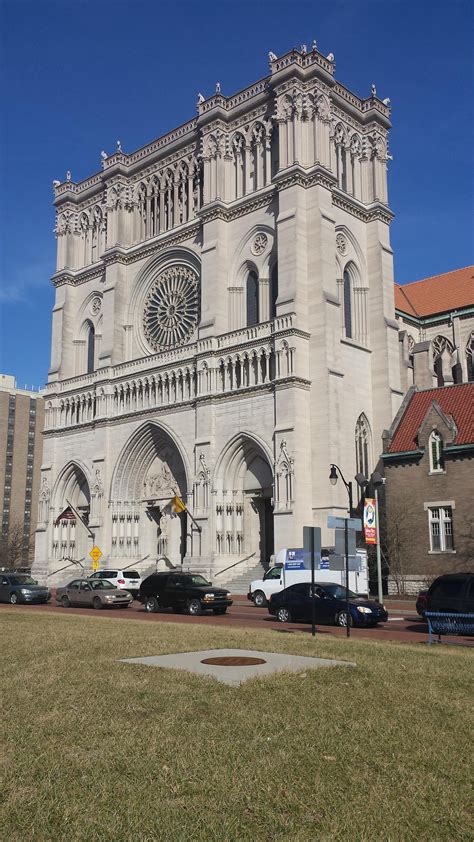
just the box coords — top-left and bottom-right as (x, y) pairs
(268, 582), (388, 627)
(0, 572), (51, 605)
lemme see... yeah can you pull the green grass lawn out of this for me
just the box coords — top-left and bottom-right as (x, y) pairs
(1, 611), (473, 842)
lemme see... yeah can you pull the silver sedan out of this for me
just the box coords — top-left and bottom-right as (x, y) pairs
(56, 578), (133, 609)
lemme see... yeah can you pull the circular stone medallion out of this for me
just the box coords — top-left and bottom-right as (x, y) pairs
(251, 233), (268, 256)
(200, 656), (266, 666)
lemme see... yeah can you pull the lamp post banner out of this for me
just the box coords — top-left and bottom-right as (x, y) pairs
(364, 498), (377, 544)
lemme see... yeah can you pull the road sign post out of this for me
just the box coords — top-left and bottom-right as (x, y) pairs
(303, 526), (321, 638)
(327, 517), (362, 638)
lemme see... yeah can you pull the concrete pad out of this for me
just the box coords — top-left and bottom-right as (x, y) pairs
(120, 648), (356, 686)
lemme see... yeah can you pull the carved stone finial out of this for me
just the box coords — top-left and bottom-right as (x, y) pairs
(268, 51), (277, 62)
(383, 97), (391, 106)
(66, 170), (72, 182)
(52, 179), (60, 188)
(326, 52), (334, 62)
(215, 81), (221, 93)
(116, 139), (122, 152)
(300, 44), (307, 55)
(101, 150), (108, 161)
(371, 83), (377, 97)
(197, 92), (205, 104)
(312, 39), (317, 51)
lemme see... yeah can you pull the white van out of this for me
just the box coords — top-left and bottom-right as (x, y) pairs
(248, 547), (368, 607)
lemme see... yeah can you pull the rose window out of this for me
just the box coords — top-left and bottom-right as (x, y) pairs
(143, 265), (200, 350)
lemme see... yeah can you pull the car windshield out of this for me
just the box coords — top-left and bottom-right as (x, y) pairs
(90, 580), (116, 590)
(323, 584), (358, 600)
(9, 575), (37, 585)
(187, 575), (211, 586)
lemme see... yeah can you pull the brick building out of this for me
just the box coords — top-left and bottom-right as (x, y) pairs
(0, 375), (44, 566)
(396, 266), (474, 391)
(381, 382), (474, 593)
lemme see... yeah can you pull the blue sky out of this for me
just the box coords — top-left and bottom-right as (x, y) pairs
(1, 0), (473, 388)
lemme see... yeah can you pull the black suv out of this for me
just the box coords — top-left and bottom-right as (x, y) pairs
(138, 572), (233, 616)
(426, 573), (474, 615)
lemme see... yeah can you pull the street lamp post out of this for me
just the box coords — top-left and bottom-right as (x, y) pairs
(329, 464), (353, 638)
(355, 471), (385, 605)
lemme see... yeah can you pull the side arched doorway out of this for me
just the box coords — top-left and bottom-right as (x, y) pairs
(215, 435), (274, 566)
(111, 422), (190, 567)
(52, 462), (91, 561)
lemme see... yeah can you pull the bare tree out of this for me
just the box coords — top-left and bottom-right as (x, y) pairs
(382, 498), (414, 595)
(0, 521), (33, 570)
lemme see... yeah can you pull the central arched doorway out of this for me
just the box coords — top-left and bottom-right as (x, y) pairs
(215, 434), (274, 565)
(111, 422), (190, 567)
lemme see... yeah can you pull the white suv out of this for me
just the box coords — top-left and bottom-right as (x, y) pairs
(89, 569), (142, 598)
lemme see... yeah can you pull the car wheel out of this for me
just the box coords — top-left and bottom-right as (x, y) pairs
(9, 592), (18, 605)
(187, 598), (203, 616)
(213, 607), (227, 615)
(61, 595), (71, 608)
(276, 606), (291, 623)
(253, 590), (267, 608)
(336, 611), (352, 627)
(144, 596), (159, 613)
(93, 596), (103, 610)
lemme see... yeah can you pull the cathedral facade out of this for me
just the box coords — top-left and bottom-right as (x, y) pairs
(33, 46), (403, 585)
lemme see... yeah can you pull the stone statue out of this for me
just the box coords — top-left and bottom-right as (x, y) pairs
(116, 140), (122, 152)
(197, 93), (205, 104)
(268, 51), (277, 62)
(101, 150), (108, 161)
(215, 81), (221, 93)
(371, 84), (377, 97)
(52, 180), (60, 188)
(66, 170), (72, 182)
(326, 52), (334, 62)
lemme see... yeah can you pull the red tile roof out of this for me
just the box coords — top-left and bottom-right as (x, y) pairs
(395, 266), (474, 317)
(388, 383), (474, 453)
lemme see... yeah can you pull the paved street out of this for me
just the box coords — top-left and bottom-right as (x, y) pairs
(2, 597), (473, 646)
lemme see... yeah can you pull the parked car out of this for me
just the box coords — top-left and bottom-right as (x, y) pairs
(138, 572), (233, 615)
(425, 573), (474, 615)
(268, 582), (388, 627)
(416, 589), (428, 618)
(0, 572), (51, 605)
(88, 569), (142, 597)
(56, 578), (133, 609)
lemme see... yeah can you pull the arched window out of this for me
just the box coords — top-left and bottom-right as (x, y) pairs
(246, 271), (259, 326)
(355, 413), (371, 480)
(86, 322), (95, 374)
(466, 332), (474, 382)
(343, 269), (352, 339)
(270, 263), (278, 319)
(429, 431), (444, 473)
(432, 335), (454, 387)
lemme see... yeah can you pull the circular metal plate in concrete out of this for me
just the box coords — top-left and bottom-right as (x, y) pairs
(200, 656), (266, 666)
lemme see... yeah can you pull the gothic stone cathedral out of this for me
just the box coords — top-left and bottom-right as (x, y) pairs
(33, 46), (402, 586)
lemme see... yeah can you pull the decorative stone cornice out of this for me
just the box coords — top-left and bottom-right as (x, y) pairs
(273, 164), (337, 193)
(332, 189), (394, 224)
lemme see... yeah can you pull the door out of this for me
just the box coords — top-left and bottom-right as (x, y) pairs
(429, 577), (464, 613)
(288, 584), (312, 621)
(0, 576), (10, 602)
(263, 566), (283, 598)
(164, 575), (187, 610)
(313, 586), (335, 624)
(76, 581), (93, 605)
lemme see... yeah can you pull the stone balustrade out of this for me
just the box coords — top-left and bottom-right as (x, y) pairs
(44, 319), (297, 432)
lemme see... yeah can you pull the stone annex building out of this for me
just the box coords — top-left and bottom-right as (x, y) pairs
(33, 46), (406, 585)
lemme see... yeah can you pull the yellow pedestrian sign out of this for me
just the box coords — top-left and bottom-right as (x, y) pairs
(89, 546), (102, 563)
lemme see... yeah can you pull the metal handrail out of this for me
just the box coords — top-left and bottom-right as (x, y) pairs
(214, 552), (257, 578)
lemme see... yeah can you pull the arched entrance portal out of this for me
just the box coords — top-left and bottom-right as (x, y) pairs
(52, 462), (91, 561)
(215, 435), (274, 566)
(111, 423), (189, 567)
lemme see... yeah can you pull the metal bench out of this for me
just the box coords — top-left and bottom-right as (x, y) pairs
(425, 611), (474, 645)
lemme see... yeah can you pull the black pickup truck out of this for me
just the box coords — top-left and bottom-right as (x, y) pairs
(138, 572), (233, 616)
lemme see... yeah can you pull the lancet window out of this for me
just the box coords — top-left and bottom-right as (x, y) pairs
(355, 414), (371, 481)
(134, 161), (200, 243)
